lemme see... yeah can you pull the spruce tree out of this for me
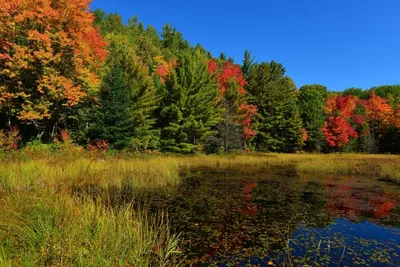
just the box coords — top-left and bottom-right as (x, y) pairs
(88, 62), (133, 149)
(88, 35), (159, 150)
(111, 36), (159, 150)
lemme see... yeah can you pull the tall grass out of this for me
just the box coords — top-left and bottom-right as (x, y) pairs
(0, 153), (183, 266)
(0, 193), (181, 266)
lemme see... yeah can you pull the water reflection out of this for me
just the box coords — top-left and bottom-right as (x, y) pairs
(158, 169), (400, 266)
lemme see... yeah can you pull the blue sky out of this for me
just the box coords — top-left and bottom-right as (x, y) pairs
(90, 0), (400, 91)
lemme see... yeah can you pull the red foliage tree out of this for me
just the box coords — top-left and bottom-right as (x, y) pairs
(322, 95), (361, 147)
(155, 57), (177, 84)
(208, 60), (257, 142)
(322, 116), (358, 147)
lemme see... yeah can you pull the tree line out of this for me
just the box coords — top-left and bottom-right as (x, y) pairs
(1, 1), (400, 153)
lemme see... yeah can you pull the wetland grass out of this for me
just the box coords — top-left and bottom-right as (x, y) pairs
(1, 151), (399, 266)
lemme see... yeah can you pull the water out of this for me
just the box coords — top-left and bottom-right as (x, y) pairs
(150, 168), (400, 266)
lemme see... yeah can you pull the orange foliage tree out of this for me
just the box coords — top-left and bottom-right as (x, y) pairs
(0, 0), (107, 127)
(360, 91), (393, 136)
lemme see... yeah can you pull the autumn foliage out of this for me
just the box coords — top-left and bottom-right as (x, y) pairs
(208, 60), (257, 140)
(0, 0), (107, 121)
(322, 96), (360, 147)
(212, 60), (248, 96)
(154, 56), (177, 83)
(361, 91), (393, 127)
(0, 126), (21, 152)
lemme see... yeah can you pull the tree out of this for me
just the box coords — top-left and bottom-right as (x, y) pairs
(342, 87), (368, 99)
(161, 24), (189, 57)
(246, 61), (302, 152)
(208, 60), (257, 152)
(360, 90), (393, 151)
(368, 85), (400, 107)
(298, 84), (328, 151)
(322, 116), (358, 148)
(322, 95), (362, 149)
(157, 51), (219, 153)
(0, 0), (107, 138)
(88, 62), (133, 149)
(108, 35), (160, 150)
(242, 50), (256, 79)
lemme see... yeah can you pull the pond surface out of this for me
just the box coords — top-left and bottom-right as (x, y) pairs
(151, 168), (400, 266)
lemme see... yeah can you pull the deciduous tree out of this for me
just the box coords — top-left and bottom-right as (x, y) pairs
(0, 0), (107, 137)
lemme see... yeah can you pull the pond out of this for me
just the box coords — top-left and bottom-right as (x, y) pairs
(150, 167), (400, 266)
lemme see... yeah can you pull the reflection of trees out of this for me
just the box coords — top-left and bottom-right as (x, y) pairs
(167, 171), (333, 264)
(163, 171), (400, 265)
(322, 176), (399, 224)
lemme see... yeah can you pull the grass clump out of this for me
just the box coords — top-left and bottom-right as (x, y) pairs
(0, 193), (181, 266)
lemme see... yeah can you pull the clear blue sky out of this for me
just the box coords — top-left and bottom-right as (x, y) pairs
(90, 0), (400, 91)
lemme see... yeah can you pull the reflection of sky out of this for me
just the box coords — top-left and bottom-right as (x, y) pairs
(307, 219), (400, 243)
(198, 219), (400, 266)
(287, 219), (400, 266)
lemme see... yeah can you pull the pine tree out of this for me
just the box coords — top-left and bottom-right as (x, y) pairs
(158, 51), (219, 153)
(242, 50), (256, 79)
(246, 61), (303, 152)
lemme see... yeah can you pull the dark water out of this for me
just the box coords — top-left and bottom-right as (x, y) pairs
(152, 168), (400, 266)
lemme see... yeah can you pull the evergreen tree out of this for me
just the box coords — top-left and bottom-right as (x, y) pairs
(298, 84), (328, 151)
(88, 62), (133, 149)
(161, 24), (189, 57)
(246, 61), (303, 152)
(88, 35), (159, 150)
(158, 51), (219, 153)
(111, 36), (160, 150)
(242, 50), (256, 79)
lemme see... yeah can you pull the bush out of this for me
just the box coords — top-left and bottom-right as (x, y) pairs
(0, 126), (21, 152)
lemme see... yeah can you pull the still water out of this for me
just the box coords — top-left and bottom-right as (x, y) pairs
(152, 168), (400, 266)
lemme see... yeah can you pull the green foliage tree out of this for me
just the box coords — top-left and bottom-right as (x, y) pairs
(88, 62), (133, 149)
(88, 35), (159, 150)
(342, 87), (367, 99)
(298, 84), (328, 151)
(246, 61), (303, 152)
(242, 50), (256, 79)
(158, 51), (219, 153)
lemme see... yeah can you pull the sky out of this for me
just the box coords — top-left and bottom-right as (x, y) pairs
(90, 0), (400, 91)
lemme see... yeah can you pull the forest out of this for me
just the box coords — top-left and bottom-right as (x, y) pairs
(1, 1), (400, 154)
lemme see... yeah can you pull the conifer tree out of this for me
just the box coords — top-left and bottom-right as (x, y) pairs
(246, 61), (303, 152)
(298, 84), (328, 151)
(158, 51), (219, 153)
(88, 35), (159, 150)
(88, 62), (133, 149)
(242, 50), (256, 79)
